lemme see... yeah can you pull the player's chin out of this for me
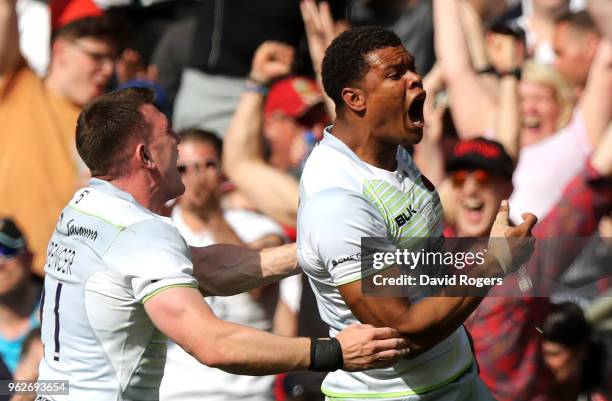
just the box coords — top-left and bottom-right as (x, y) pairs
(169, 179), (186, 200)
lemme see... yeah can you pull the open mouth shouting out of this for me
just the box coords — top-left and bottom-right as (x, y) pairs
(462, 198), (485, 223)
(522, 115), (541, 130)
(407, 91), (426, 130)
(520, 114), (551, 147)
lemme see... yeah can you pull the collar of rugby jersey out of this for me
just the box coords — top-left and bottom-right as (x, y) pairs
(88, 178), (147, 210)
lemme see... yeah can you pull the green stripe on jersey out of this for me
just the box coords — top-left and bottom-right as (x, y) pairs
(141, 283), (199, 303)
(362, 179), (441, 241)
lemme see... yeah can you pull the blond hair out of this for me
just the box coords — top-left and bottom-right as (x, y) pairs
(521, 61), (575, 130)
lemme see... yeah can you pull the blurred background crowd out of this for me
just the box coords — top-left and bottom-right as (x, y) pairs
(0, 0), (610, 400)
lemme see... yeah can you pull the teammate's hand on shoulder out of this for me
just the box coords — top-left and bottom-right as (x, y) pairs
(488, 200), (537, 276)
(249, 41), (295, 85)
(336, 324), (410, 371)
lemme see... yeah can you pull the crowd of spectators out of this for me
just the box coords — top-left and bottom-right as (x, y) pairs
(0, 0), (610, 400)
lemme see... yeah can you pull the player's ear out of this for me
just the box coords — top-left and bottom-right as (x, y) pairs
(138, 144), (155, 169)
(341, 87), (367, 113)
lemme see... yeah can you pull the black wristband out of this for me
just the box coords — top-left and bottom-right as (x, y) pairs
(309, 337), (344, 372)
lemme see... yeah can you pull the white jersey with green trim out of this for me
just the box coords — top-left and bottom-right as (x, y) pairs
(297, 130), (474, 398)
(38, 178), (198, 401)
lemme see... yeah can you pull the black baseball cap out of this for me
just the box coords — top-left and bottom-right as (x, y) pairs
(446, 138), (514, 179)
(0, 218), (27, 257)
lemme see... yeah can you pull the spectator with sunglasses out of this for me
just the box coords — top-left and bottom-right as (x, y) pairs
(170, 127), (287, 252)
(0, 218), (41, 382)
(445, 138), (515, 239)
(170, 128), (244, 247)
(443, 136), (612, 401)
(161, 128), (292, 401)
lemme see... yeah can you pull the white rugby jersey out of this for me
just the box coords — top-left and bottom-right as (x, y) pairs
(38, 178), (198, 401)
(297, 129), (474, 398)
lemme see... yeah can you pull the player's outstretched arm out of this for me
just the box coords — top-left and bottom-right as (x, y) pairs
(191, 243), (300, 296)
(145, 286), (410, 375)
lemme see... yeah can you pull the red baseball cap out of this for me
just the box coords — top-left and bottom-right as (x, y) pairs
(51, 0), (103, 32)
(264, 77), (324, 118)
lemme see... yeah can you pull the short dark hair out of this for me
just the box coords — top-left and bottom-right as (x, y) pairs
(556, 11), (599, 35)
(178, 128), (223, 160)
(321, 26), (402, 108)
(52, 16), (123, 49)
(76, 87), (155, 176)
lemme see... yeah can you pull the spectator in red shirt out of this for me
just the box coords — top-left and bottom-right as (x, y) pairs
(443, 136), (612, 401)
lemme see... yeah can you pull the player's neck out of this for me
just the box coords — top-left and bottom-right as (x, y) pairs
(331, 119), (397, 171)
(358, 144), (398, 171)
(102, 174), (167, 214)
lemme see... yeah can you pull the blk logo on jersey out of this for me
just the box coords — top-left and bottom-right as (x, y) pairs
(394, 205), (417, 227)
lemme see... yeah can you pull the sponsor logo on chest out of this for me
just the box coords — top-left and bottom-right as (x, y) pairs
(394, 205), (418, 228)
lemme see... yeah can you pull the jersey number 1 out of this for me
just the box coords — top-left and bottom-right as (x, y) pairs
(45, 282), (63, 361)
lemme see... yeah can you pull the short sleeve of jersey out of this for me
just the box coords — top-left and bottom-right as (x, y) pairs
(106, 219), (198, 303)
(299, 188), (396, 286)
